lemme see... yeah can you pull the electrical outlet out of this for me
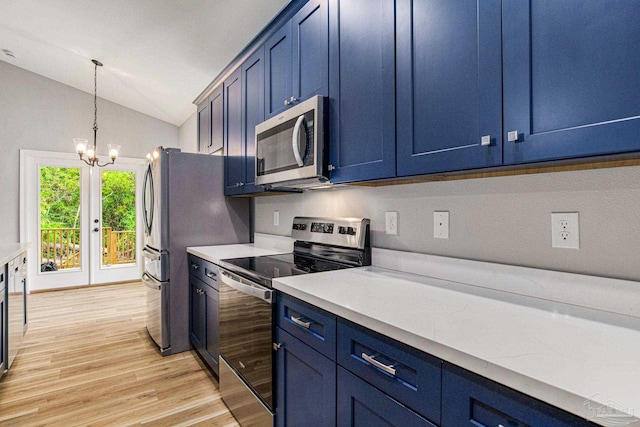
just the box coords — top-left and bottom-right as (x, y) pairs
(434, 211), (449, 239)
(273, 210), (280, 227)
(551, 212), (579, 249)
(385, 211), (398, 235)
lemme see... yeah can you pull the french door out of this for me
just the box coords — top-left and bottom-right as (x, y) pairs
(21, 150), (145, 291)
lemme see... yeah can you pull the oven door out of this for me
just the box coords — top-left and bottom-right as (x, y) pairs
(218, 269), (274, 410)
(255, 95), (326, 186)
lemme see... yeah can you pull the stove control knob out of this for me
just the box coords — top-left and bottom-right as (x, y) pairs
(347, 227), (356, 235)
(338, 226), (347, 234)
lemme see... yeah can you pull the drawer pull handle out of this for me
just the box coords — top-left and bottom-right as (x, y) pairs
(291, 315), (311, 329)
(362, 352), (396, 376)
(205, 269), (217, 279)
(191, 263), (199, 270)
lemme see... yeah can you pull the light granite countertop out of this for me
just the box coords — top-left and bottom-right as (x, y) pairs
(273, 249), (640, 426)
(0, 243), (29, 267)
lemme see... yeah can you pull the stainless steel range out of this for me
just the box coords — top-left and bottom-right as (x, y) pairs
(216, 217), (371, 426)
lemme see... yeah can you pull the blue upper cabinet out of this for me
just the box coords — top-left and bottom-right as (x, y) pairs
(292, 0), (329, 102)
(396, 0), (503, 176)
(503, 0), (640, 164)
(265, 25), (293, 119)
(241, 47), (265, 193)
(224, 68), (244, 194)
(265, 0), (328, 119)
(225, 48), (266, 196)
(328, 0), (396, 183)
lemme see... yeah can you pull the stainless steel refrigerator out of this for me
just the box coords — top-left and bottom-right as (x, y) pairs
(141, 147), (250, 356)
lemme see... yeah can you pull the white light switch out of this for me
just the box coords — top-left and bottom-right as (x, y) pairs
(434, 211), (449, 239)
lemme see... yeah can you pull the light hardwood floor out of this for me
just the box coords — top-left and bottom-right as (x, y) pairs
(0, 282), (239, 427)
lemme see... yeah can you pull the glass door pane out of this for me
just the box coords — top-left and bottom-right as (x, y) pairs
(100, 170), (137, 267)
(39, 166), (82, 272)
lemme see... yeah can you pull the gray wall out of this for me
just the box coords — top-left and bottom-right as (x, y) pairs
(0, 60), (179, 243)
(255, 165), (640, 281)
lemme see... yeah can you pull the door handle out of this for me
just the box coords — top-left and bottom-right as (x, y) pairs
(291, 114), (306, 167)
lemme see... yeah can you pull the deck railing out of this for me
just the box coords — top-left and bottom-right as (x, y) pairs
(40, 227), (136, 270)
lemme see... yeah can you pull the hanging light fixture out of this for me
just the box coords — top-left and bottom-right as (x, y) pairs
(74, 59), (120, 167)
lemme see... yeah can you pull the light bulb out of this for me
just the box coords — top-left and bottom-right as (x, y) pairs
(108, 144), (121, 161)
(86, 147), (95, 159)
(74, 138), (88, 155)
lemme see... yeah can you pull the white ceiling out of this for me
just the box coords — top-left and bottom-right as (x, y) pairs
(0, 0), (290, 127)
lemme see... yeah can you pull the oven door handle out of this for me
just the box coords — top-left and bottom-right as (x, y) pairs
(220, 270), (273, 303)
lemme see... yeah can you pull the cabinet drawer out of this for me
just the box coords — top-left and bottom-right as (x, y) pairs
(337, 319), (441, 424)
(442, 363), (597, 427)
(277, 293), (336, 360)
(188, 254), (218, 290)
(337, 367), (436, 427)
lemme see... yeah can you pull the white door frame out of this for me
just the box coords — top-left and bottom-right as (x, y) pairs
(20, 149), (145, 291)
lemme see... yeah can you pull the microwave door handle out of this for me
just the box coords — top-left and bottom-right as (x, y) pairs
(291, 114), (306, 167)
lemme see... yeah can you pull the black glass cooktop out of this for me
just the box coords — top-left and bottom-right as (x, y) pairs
(220, 252), (350, 286)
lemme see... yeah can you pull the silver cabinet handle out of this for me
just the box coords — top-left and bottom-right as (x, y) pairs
(290, 316), (311, 329)
(507, 130), (519, 142)
(205, 268), (216, 279)
(290, 96), (298, 103)
(481, 135), (491, 146)
(291, 114), (306, 167)
(284, 99), (290, 106)
(191, 263), (200, 270)
(361, 352), (396, 376)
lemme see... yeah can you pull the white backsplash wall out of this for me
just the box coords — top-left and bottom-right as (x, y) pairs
(255, 165), (640, 282)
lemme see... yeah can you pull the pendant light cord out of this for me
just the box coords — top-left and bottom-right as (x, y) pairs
(93, 61), (98, 134)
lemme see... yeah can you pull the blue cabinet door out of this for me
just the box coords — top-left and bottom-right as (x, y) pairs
(209, 84), (224, 154)
(197, 99), (210, 154)
(503, 0), (640, 164)
(265, 24), (293, 119)
(396, 0), (502, 176)
(203, 286), (219, 376)
(337, 367), (437, 427)
(328, 0), (396, 183)
(240, 47), (265, 194)
(442, 363), (596, 427)
(275, 327), (336, 427)
(189, 278), (204, 352)
(292, 0), (329, 103)
(224, 67), (244, 194)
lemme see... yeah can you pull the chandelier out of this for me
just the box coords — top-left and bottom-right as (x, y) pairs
(74, 59), (120, 167)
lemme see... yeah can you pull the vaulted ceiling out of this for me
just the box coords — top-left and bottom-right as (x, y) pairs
(0, 0), (290, 126)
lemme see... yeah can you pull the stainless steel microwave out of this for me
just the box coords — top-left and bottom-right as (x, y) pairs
(255, 95), (329, 188)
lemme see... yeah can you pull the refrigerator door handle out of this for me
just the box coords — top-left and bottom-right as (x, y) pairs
(142, 164), (154, 236)
(142, 272), (161, 290)
(142, 247), (161, 261)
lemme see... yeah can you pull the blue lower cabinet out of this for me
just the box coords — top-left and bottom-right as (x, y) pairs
(442, 363), (597, 427)
(337, 319), (441, 424)
(275, 327), (336, 427)
(337, 367), (437, 427)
